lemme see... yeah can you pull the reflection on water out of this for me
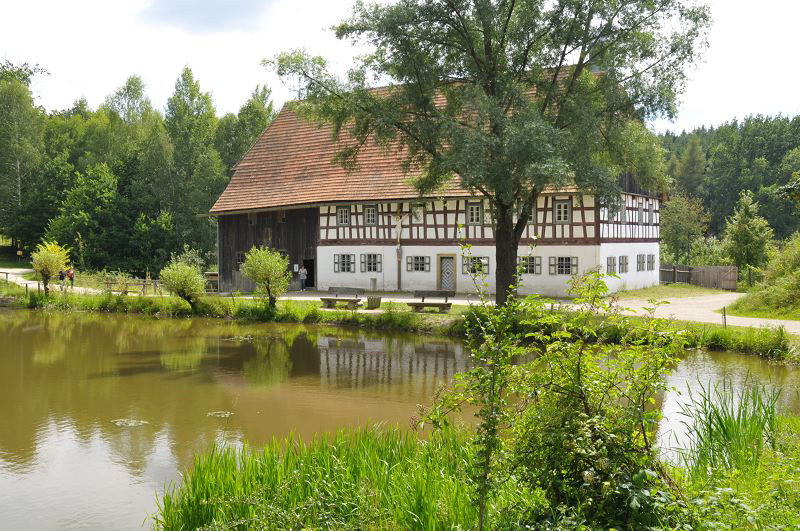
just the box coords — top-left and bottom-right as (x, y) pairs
(0, 309), (469, 530)
(1, 309), (799, 529)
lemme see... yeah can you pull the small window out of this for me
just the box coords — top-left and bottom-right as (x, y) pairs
(548, 256), (578, 275)
(637, 254), (646, 272)
(406, 256), (431, 272)
(648, 203), (655, 225)
(638, 201), (644, 225)
(364, 205), (377, 226)
(462, 256), (489, 275)
(647, 254), (655, 271)
(466, 202), (483, 225)
(554, 200), (571, 224)
(334, 254), (356, 273)
(607, 256), (617, 274)
(236, 252), (245, 271)
(518, 256), (541, 275)
(247, 213), (257, 226)
(360, 253), (382, 273)
(619, 256), (629, 274)
(337, 206), (351, 226)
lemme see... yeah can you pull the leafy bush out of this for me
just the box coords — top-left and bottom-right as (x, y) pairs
(159, 261), (206, 312)
(241, 246), (291, 308)
(31, 241), (70, 294)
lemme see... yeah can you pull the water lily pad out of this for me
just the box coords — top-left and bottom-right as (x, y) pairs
(207, 411), (234, 419)
(111, 418), (149, 427)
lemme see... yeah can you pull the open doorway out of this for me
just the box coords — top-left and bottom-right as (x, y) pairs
(302, 259), (316, 289)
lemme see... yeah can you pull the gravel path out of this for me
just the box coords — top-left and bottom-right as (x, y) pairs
(0, 268), (102, 295)
(619, 292), (800, 334)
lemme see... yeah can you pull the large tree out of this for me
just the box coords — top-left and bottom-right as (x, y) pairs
(675, 135), (705, 196)
(273, 0), (710, 303)
(660, 193), (709, 264)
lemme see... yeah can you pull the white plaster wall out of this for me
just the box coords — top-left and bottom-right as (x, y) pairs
(318, 244), (612, 298)
(599, 242), (660, 292)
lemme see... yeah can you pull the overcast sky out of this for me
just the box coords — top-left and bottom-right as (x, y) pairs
(2, 0), (798, 133)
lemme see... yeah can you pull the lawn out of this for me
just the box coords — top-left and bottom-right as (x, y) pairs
(614, 282), (729, 300)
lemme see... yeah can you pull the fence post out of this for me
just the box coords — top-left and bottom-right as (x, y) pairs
(722, 306), (727, 328)
(673, 265), (677, 284)
(37, 282), (40, 294)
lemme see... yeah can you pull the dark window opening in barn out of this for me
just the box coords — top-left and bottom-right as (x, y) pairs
(303, 259), (315, 288)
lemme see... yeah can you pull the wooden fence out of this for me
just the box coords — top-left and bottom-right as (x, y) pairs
(660, 263), (738, 291)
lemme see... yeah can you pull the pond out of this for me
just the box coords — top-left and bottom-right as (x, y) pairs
(0, 309), (798, 529)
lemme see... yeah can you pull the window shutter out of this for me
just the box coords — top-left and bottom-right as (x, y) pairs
(406, 256), (412, 272)
(571, 257), (578, 275)
(377, 254), (382, 272)
(484, 257), (490, 275)
(548, 256), (556, 275)
(334, 254), (340, 273)
(535, 256), (542, 275)
(425, 256), (430, 272)
(462, 256), (468, 274)
(360, 254), (366, 272)
(350, 254), (356, 273)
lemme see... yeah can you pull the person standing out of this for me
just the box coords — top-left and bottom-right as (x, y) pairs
(67, 267), (75, 290)
(58, 269), (66, 292)
(298, 265), (308, 291)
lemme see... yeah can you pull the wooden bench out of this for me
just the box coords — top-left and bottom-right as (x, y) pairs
(320, 287), (365, 309)
(407, 290), (456, 313)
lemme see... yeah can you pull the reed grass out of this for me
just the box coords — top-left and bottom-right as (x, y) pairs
(678, 377), (780, 481)
(154, 426), (523, 530)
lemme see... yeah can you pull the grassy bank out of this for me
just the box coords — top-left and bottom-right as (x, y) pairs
(1, 284), (794, 359)
(156, 427), (529, 529)
(614, 282), (730, 300)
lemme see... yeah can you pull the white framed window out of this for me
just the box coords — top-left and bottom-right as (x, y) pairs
(360, 253), (382, 272)
(619, 255), (629, 274)
(462, 256), (489, 275)
(648, 202), (655, 225)
(364, 205), (377, 226)
(637, 254), (646, 272)
(406, 256), (431, 272)
(554, 200), (571, 224)
(334, 254), (356, 273)
(337, 206), (351, 226)
(466, 202), (483, 225)
(549, 256), (578, 275)
(607, 256), (617, 274)
(647, 254), (656, 271)
(638, 201), (644, 225)
(518, 256), (541, 275)
(236, 251), (245, 271)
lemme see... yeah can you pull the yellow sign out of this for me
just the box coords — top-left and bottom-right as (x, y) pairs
(16, 250), (23, 256)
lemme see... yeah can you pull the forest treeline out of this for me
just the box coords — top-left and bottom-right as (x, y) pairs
(0, 61), (274, 273)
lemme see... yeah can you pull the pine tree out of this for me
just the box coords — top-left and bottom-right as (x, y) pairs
(722, 190), (774, 285)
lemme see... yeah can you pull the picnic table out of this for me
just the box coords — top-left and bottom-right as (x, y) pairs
(407, 290), (455, 313)
(319, 287), (366, 309)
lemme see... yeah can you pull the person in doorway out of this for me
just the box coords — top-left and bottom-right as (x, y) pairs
(67, 267), (74, 290)
(298, 265), (308, 291)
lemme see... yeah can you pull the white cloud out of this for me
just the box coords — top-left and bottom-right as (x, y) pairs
(2, 0), (798, 130)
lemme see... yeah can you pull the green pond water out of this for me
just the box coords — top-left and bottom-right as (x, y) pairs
(0, 308), (798, 529)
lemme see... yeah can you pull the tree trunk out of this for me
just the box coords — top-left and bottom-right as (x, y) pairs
(494, 204), (518, 306)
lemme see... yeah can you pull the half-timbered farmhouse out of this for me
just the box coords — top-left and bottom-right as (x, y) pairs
(209, 105), (660, 297)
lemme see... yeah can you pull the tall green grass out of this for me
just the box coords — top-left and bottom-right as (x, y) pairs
(154, 426), (526, 529)
(678, 378), (780, 480)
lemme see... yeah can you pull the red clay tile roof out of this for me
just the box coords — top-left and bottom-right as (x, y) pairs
(209, 104), (471, 214)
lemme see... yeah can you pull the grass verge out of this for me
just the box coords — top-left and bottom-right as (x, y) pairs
(614, 282), (729, 300)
